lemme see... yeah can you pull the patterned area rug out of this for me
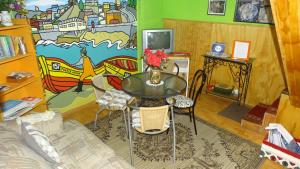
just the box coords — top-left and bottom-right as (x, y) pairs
(86, 111), (262, 169)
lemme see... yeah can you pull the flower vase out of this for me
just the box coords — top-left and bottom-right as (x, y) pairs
(150, 67), (161, 84)
(0, 11), (13, 26)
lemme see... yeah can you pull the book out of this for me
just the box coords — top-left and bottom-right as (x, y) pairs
(0, 85), (9, 92)
(0, 36), (10, 57)
(21, 97), (42, 108)
(1, 100), (28, 118)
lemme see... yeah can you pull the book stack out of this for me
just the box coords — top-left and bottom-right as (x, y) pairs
(0, 35), (26, 60)
(1, 97), (42, 120)
(7, 71), (33, 82)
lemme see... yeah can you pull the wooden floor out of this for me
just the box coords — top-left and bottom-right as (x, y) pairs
(63, 93), (284, 169)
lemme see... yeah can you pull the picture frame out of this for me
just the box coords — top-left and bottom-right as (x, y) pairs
(234, 0), (273, 24)
(208, 0), (226, 15)
(211, 42), (225, 56)
(232, 40), (251, 60)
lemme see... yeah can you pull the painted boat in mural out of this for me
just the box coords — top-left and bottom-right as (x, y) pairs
(38, 56), (138, 94)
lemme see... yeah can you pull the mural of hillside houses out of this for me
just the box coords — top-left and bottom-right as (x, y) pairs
(25, 0), (137, 112)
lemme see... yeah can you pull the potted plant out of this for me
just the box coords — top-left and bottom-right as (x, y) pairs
(0, 0), (27, 26)
(144, 48), (169, 84)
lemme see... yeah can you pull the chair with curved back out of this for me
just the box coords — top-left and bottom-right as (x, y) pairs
(91, 74), (134, 132)
(127, 105), (176, 166)
(166, 69), (206, 135)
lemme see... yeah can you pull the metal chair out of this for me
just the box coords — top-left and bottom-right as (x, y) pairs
(91, 74), (134, 132)
(166, 69), (206, 135)
(127, 105), (176, 166)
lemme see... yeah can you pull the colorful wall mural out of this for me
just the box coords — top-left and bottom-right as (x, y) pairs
(25, 0), (137, 112)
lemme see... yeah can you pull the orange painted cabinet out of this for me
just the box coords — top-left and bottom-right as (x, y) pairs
(0, 19), (47, 121)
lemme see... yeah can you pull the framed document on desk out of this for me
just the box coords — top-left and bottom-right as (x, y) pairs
(232, 40), (251, 60)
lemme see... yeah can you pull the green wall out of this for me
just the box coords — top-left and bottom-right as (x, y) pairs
(137, 0), (238, 64)
(162, 0), (237, 23)
(137, 0), (164, 70)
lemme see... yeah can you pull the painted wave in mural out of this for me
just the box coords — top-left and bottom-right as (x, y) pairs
(36, 40), (137, 66)
(36, 40), (138, 94)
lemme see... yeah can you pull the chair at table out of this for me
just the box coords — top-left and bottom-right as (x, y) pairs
(91, 74), (134, 132)
(166, 69), (206, 135)
(127, 105), (176, 166)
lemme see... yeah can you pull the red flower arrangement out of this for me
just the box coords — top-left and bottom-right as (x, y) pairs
(144, 48), (168, 68)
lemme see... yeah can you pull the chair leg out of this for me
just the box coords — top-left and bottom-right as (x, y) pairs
(127, 108), (134, 165)
(192, 109), (197, 135)
(170, 106), (176, 166)
(122, 109), (128, 137)
(93, 108), (104, 132)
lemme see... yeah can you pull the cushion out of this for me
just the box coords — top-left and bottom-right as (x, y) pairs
(97, 89), (132, 110)
(21, 122), (61, 165)
(131, 110), (170, 129)
(167, 95), (194, 108)
(0, 125), (52, 169)
(16, 111), (56, 125)
(6, 112), (63, 137)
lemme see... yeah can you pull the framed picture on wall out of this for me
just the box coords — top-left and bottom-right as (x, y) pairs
(208, 0), (226, 15)
(232, 40), (251, 60)
(234, 0), (274, 24)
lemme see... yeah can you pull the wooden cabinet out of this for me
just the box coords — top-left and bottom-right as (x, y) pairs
(0, 19), (47, 121)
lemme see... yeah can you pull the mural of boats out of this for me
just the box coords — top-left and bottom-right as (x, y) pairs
(38, 56), (138, 94)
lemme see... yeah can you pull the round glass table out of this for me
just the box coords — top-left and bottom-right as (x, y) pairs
(121, 72), (187, 99)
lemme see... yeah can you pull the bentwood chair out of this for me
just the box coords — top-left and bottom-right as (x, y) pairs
(91, 74), (134, 132)
(166, 69), (206, 135)
(127, 105), (176, 166)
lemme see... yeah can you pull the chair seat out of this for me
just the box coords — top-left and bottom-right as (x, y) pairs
(96, 89), (132, 110)
(167, 95), (194, 108)
(131, 110), (170, 134)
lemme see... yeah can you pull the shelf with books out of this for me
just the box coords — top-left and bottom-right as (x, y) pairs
(0, 76), (40, 97)
(0, 54), (29, 65)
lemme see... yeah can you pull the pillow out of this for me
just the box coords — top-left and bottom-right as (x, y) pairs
(15, 111), (63, 137)
(16, 111), (56, 125)
(21, 122), (61, 165)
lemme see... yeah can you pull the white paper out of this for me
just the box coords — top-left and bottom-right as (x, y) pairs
(233, 41), (250, 59)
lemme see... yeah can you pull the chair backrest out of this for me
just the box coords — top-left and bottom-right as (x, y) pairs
(91, 74), (113, 100)
(188, 69), (206, 107)
(138, 105), (170, 134)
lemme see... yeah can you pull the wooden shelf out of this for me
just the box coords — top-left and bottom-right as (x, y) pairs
(0, 76), (40, 96)
(207, 90), (239, 101)
(0, 25), (30, 31)
(0, 19), (47, 121)
(0, 54), (30, 65)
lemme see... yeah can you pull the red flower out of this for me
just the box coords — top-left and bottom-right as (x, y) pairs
(144, 49), (168, 68)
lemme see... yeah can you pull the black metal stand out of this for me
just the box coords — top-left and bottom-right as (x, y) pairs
(202, 54), (254, 105)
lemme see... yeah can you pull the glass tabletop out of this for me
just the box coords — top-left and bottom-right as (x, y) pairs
(121, 72), (187, 99)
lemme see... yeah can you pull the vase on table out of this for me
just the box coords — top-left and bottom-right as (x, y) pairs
(0, 11), (13, 26)
(150, 67), (161, 84)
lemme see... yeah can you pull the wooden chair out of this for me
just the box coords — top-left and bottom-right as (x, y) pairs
(127, 105), (176, 166)
(166, 69), (206, 135)
(91, 74), (134, 132)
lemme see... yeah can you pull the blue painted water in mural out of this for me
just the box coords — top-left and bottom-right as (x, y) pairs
(36, 40), (137, 66)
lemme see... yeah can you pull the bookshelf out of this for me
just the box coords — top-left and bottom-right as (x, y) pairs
(0, 19), (47, 121)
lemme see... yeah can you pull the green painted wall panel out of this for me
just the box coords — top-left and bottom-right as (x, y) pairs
(162, 0), (237, 23)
